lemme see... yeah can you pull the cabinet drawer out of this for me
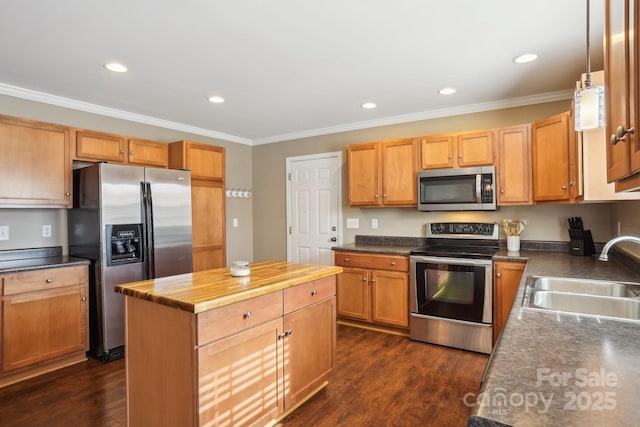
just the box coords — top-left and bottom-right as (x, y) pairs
(197, 291), (283, 345)
(284, 276), (336, 314)
(2, 265), (88, 296)
(334, 252), (408, 272)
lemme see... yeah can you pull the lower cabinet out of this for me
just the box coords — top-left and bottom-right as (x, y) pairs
(0, 265), (89, 387)
(334, 252), (409, 330)
(493, 260), (526, 343)
(125, 276), (336, 426)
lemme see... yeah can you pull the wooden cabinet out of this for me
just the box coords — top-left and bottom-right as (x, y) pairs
(531, 111), (580, 202)
(0, 265), (88, 387)
(124, 276), (336, 426)
(334, 252), (409, 330)
(496, 125), (532, 205)
(493, 261), (526, 343)
(347, 138), (418, 207)
(605, 0), (640, 191)
(0, 115), (71, 207)
(420, 129), (494, 169)
(169, 140), (226, 270)
(74, 129), (168, 167)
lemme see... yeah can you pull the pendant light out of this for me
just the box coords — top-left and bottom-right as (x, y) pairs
(574, 0), (604, 131)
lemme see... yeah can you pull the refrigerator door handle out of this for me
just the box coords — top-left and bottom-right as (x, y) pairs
(142, 181), (156, 279)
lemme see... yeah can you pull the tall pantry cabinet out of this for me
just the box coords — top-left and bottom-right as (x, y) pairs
(169, 141), (226, 271)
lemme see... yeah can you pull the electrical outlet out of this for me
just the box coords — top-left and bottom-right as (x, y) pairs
(0, 226), (8, 240)
(371, 219), (378, 229)
(43, 225), (52, 238)
(233, 218), (239, 228)
(346, 218), (359, 229)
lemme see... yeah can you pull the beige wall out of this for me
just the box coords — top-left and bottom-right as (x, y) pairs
(0, 94), (253, 263)
(252, 99), (619, 261)
(610, 200), (640, 258)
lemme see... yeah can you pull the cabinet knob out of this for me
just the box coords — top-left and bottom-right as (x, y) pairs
(129, 151), (134, 156)
(569, 181), (576, 186)
(448, 155), (452, 159)
(500, 189), (505, 194)
(81, 296), (87, 302)
(375, 194), (379, 199)
(371, 278), (376, 284)
(561, 185), (568, 190)
(119, 149), (125, 154)
(278, 332), (287, 339)
(46, 278), (53, 283)
(311, 290), (318, 296)
(362, 276), (367, 281)
(390, 262), (396, 266)
(65, 192), (71, 196)
(243, 311), (252, 319)
(286, 329), (293, 336)
(496, 273), (502, 278)
(458, 154), (463, 158)
(610, 126), (635, 145)
(344, 258), (350, 262)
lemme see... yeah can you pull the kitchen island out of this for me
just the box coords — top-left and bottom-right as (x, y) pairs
(115, 260), (342, 427)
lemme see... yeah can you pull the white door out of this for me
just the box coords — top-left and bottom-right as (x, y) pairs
(286, 152), (342, 265)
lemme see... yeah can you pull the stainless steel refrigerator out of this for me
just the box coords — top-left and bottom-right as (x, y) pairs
(68, 162), (193, 362)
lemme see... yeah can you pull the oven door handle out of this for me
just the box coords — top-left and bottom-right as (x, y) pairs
(410, 255), (492, 266)
(476, 173), (482, 203)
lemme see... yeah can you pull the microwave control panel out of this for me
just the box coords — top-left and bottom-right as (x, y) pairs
(481, 173), (494, 203)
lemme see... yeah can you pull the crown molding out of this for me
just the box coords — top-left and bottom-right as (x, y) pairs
(0, 82), (572, 146)
(0, 83), (253, 145)
(251, 89), (574, 145)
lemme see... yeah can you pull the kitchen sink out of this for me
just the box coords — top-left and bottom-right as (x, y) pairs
(530, 276), (640, 297)
(522, 276), (640, 322)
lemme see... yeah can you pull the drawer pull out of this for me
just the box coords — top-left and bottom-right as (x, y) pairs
(278, 332), (287, 340)
(344, 258), (350, 262)
(243, 311), (252, 319)
(46, 278), (53, 283)
(311, 290), (318, 296)
(390, 262), (396, 266)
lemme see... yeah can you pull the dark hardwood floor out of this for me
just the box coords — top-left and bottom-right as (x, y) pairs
(0, 324), (488, 427)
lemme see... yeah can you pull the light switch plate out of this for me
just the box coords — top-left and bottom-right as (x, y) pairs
(0, 226), (8, 240)
(346, 218), (359, 229)
(371, 219), (378, 229)
(43, 225), (52, 237)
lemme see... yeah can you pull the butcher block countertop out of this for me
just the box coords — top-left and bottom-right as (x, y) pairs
(114, 260), (342, 314)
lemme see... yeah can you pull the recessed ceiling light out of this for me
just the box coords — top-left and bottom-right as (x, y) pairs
(361, 102), (377, 109)
(208, 96), (225, 104)
(438, 87), (456, 95)
(104, 62), (128, 73)
(513, 53), (538, 64)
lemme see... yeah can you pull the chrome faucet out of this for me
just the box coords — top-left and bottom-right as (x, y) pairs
(598, 235), (640, 261)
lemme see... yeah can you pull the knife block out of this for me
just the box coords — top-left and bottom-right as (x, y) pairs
(568, 229), (595, 256)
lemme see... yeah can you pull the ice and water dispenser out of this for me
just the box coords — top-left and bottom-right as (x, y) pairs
(106, 224), (143, 266)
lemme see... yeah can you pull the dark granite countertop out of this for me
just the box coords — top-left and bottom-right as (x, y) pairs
(332, 235), (427, 256)
(468, 250), (640, 427)
(0, 247), (90, 274)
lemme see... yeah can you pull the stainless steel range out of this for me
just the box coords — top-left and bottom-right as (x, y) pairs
(409, 222), (498, 354)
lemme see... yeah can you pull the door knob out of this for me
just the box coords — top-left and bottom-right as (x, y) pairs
(330, 237), (337, 242)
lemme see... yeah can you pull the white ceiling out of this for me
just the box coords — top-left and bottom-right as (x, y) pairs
(0, 0), (604, 145)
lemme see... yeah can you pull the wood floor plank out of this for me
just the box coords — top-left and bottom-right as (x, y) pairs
(0, 324), (487, 426)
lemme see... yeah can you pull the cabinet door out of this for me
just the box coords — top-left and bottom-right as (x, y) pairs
(0, 115), (71, 206)
(283, 298), (335, 409)
(336, 267), (369, 320)
(532, 112), (571, 201)
(75, 130), (126, 163)
(605, 0), (636, 181)
(2, 285), (88, 372)
(381, 139), (418, 205)
(347, 143), (380, 206)
(371, 270), (408, 327)
(191, 180), (226, 271)
(169, 140), (224, 181)
(420, 134), (455, 169)
(493, 261), (526, 343)
(198, 318), (283, 426)
(497, 125), (532, 205)
(457, 129), (495, 167)
(127, 138), (168, 168)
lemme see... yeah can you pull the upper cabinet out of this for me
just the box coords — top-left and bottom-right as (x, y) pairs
(74, 130), (168, 168)
(0, 115), (71, 207)
(347, 138), (418, 207)
(168, 140), (224, 181)
(531, 111), (581, 203)
(605, 0), (640, 191)
(420, 130), (494, 170)
(496, 125), (532, 205)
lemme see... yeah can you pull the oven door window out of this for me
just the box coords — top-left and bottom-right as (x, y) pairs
(419, 175), (477, 204)
(415, 261), (486, 323)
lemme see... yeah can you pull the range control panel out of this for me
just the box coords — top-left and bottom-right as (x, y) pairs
(427, 222), (498, 239)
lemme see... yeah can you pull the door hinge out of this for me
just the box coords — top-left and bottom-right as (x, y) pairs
(288, 172), (291, 180)
(289, 226), (292, 234)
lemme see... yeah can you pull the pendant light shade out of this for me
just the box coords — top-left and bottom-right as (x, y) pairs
(574, 0), (604, 131)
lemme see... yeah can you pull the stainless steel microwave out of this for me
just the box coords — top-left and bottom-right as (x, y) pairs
(417, 166), (497, 211)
